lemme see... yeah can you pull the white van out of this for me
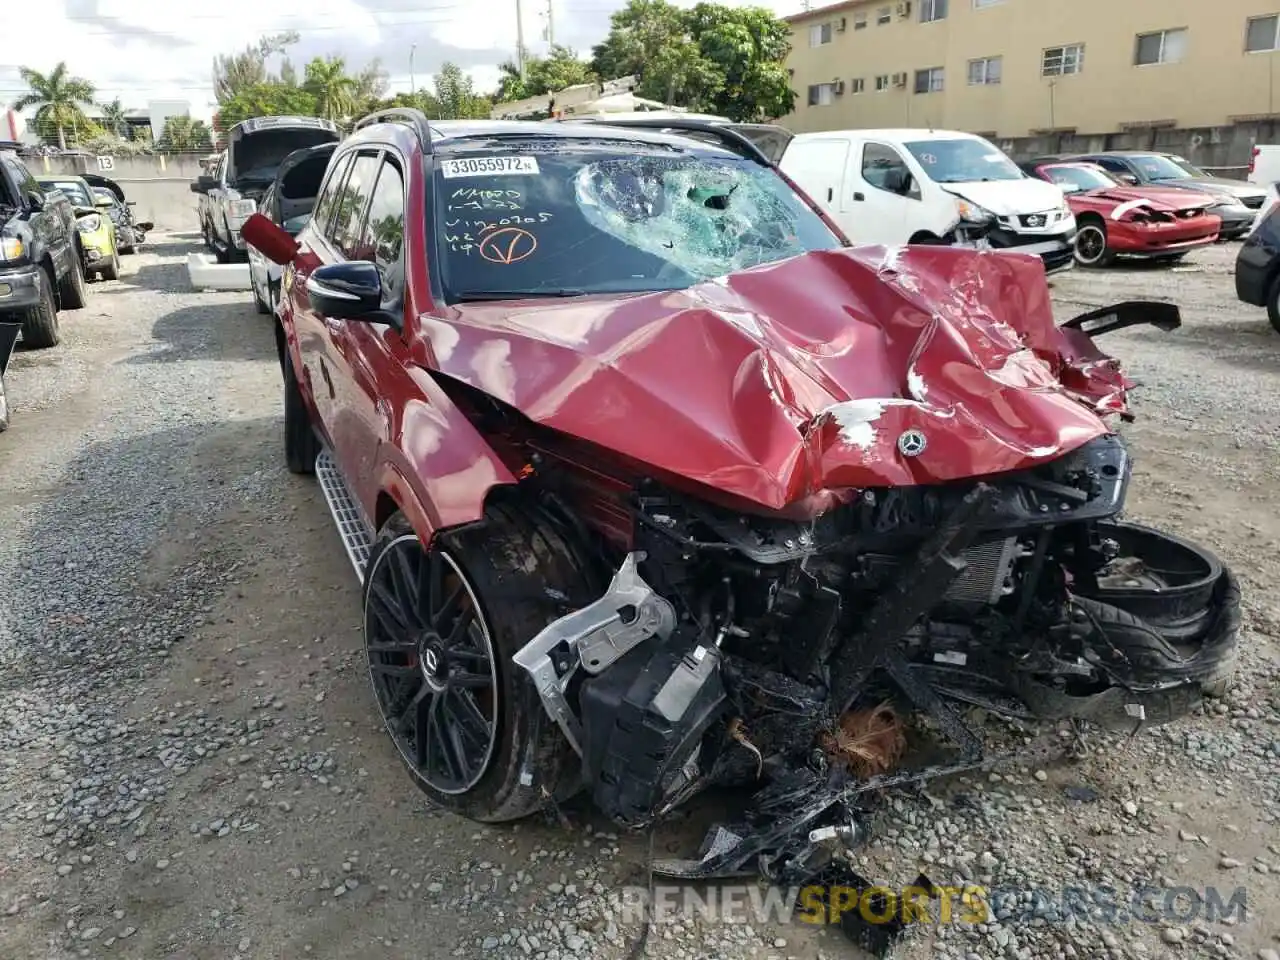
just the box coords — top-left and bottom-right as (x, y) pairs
(778, 128), (1077, 274)
(1249, 145), (1280, 188)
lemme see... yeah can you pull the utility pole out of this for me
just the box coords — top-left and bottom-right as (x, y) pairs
(410, 43), (417, 95)
(516, 0), (526, 77)
(547, 0), (554, 47)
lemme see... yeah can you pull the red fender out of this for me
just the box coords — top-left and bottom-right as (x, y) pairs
(373, 365), (518, 545)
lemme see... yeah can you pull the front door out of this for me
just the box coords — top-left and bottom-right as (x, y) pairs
(847, 140), (927, 245)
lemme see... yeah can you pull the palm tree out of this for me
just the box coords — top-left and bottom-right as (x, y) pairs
(11, 62), (96, 150)
(99, 98), (128, 139)
(303, 57), (359, 123)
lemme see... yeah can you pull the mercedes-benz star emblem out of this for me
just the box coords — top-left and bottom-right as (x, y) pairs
(423, 648), (440, 675)
(897, 429), (928, 457)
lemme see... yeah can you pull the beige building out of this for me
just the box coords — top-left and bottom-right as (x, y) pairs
(781, 0), (1280, 138)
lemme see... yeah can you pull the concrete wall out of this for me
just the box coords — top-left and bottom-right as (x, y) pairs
(31, 154), (206, 232)
(783, 0), (1280, 156)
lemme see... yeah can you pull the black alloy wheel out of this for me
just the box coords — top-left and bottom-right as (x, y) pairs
(364, 536), (499, 795)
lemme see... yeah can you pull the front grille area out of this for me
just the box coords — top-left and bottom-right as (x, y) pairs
(1019, 213), (1048, 228)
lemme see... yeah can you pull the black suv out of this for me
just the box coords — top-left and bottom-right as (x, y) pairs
(0, 141), (89, 350)
(1235, 197), (1280, 333)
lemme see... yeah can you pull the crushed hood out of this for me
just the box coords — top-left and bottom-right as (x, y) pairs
(429, 246), (1127, 514)
(942, 177), (1066, 216)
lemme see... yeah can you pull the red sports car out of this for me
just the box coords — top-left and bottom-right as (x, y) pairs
(1024, 161), (1221, 267)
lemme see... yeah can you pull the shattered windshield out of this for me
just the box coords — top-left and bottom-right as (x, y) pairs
(904, 139), (1024, 183)
(432, 142), (843, 300)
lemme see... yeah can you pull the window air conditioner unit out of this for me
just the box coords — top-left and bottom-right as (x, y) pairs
(897, 2), (911, 17)
(836, 16), (847, 31)
(892, 72), (908, 87)
(833, 80), (846, 94)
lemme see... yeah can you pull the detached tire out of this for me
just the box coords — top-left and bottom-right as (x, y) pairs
(363, 506), (588, 822)
(283, 351), (319, 475)
(19, 268), (60, 349)
(57, 254), (88, 310)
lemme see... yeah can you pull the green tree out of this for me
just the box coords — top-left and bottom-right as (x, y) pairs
(10, 62), (96, 150)
(590, 0), (793, 121)
(157, 115), (214, 153)
(303, 56), (359, 122)
(496, 45), (596, 103)
(433, 62), (490, 119)
(213, 31), (301, 103)
(215, 83), (318, 130)
(370, 90), (444, 120)
(99, 98), (128, 138)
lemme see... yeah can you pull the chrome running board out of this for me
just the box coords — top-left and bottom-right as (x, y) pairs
(315, 450), (375, 583)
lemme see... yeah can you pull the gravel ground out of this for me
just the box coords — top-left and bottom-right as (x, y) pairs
(0, 236), (1277, 960)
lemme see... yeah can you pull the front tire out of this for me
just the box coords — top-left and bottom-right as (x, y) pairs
(363, 506), (587, 822)
(19, 268), (60, 349)
(252, 274), (270, 314)
(1074, 222), (1116, 268)
(100, 252), (120, 281)
(282, 351), (319, 475)
(0, 370), (9, 432)
(57, 253), (88, 309)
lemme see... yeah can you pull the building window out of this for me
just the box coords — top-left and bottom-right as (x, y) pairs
(973, 0), (1004, 7)
(967, 56), (1002, 85)
(853, 11), (868, 29)
(914, 67), (945, 94)
(875, 74), (891, 92)
(877, 6), (892, 25)
(1135, 28), (1188, 65)
(1246, 15), (1280, 53)
(851, 77), (866, 93)
(809, 22), (833, 46)
(1042, 44), (1085, 76)
(920, 0), (948, 22)
(807, 83), (836, 106)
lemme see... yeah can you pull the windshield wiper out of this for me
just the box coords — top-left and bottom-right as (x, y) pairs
(451, 289), (588, 301)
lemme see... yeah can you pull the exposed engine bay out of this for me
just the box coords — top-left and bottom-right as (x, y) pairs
(435, 304), (1242, 892)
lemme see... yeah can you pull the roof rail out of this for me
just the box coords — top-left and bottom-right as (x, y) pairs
(353, 108), (435, 154)
(564, 117), (773, 167)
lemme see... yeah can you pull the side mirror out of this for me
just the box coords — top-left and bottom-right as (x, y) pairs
(96, 196), (113, 207)
(1117, 173), (1139, 185)
(136, 221), (154, 232)
(73, 206), (97, 218)
(25, 191), (44, 211)
(126, 200), (136, 206)
(305, 262), (388, 322)
(189, 182), (204, 194)
(241, 212), (300, 265)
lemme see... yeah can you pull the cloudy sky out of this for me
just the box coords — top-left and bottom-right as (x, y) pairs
(1, 0), (806, 120)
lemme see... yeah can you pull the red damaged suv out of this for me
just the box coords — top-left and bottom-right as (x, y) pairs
(1022, 160), (1221, 268)
(241, 111), (1238, 871)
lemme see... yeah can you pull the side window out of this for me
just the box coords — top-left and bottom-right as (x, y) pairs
(1093, 157), (1128, 174)
(861, 142), (917, 198)
(332, 153), (380, 257)
(3, 155), (41, 201)
(356, 159), (406, 303)
(311, 153), (354, 240)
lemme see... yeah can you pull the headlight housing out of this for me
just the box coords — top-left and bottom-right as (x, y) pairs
(956, 198), (996, 225)
(0, 237), (25, 262)
(76, 214), (103, 233)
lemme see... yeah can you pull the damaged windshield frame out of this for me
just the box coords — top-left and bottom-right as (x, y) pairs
(426, 137), (846, 304)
